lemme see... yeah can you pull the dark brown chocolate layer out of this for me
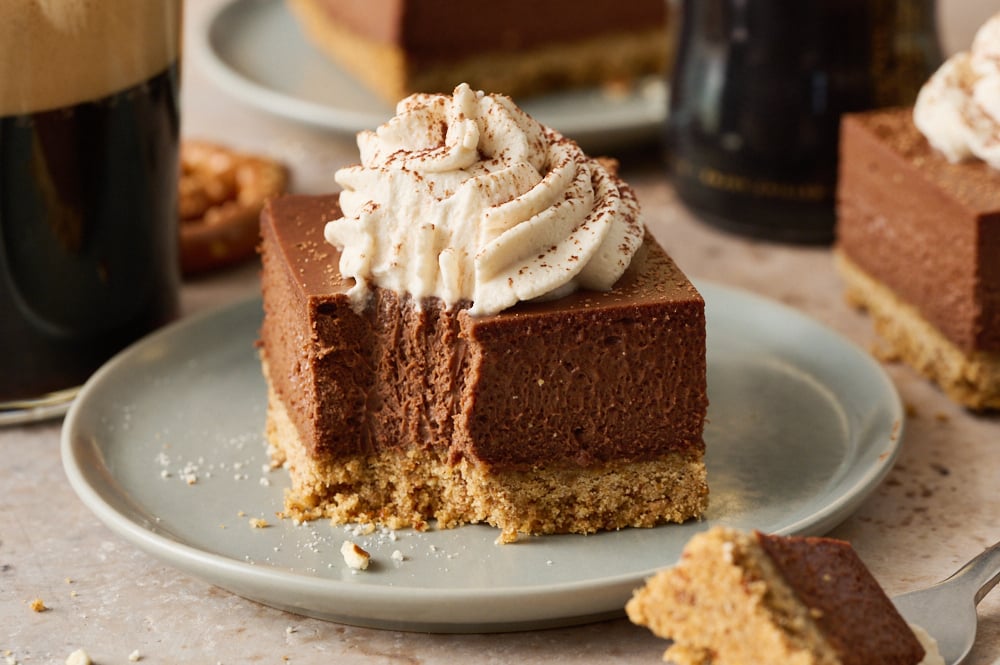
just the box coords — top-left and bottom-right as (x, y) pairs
(310, 0), (667, 63)
(836, 108), (1000, 353)
(755, 532), (925, 665)
(259, 193), (707, 472)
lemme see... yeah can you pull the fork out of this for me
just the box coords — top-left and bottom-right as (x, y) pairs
(892, 540), (1000, 665)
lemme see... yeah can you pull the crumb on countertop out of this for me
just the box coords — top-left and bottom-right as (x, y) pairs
(65, 650), (91, 665)
(29, 598), (47, 613)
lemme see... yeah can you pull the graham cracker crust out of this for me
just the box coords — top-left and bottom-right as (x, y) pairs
(263, 358), (708, 543)
(286, 0), (669, 104)
(835, 251), (1000, 410)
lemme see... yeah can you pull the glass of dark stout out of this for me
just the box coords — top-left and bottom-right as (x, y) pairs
(0, 2), (182, 421)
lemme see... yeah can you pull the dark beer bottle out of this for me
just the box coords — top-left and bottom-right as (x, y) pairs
(666, 0), (941, 243)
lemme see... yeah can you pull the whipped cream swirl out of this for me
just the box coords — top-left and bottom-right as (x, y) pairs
(325, 83), (643, 316)
(913, 12), (1000, 168)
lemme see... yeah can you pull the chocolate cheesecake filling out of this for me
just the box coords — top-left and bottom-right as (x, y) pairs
(837, 108), (1000, 354)
(260, 194), (707, 473)
(756, 532), (926, 665)
(309, 0), (667, 62)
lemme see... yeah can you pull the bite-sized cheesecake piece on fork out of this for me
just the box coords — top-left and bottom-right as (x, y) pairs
(627, 527), (942, 665)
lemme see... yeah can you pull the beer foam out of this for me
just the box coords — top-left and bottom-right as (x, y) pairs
(0, 0), (181, 115)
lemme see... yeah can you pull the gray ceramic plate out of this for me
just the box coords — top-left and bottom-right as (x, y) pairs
(61, 281), (903, 633)
(195, 0), (666, 149)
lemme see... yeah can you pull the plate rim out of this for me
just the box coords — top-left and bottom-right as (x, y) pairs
(60, 280), (904, 631)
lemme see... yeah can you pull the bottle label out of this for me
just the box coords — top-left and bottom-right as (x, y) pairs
(675, 157), (830, 203)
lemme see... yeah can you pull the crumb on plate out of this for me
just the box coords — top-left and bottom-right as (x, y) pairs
(341, 541), (371, 570)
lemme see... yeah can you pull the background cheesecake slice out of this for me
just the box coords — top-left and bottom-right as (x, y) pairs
(285, 0), (670, 103)
(835, 108), (1000, 409)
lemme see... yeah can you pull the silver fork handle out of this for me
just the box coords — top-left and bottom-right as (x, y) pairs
(941, 540), (1000, 605)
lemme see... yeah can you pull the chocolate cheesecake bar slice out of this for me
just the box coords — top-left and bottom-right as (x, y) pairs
(259, 194), (708, 543)
(835, 108), (1000, 409)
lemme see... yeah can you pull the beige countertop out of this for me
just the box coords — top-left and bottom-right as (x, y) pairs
(4, 1), (1000, 663)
